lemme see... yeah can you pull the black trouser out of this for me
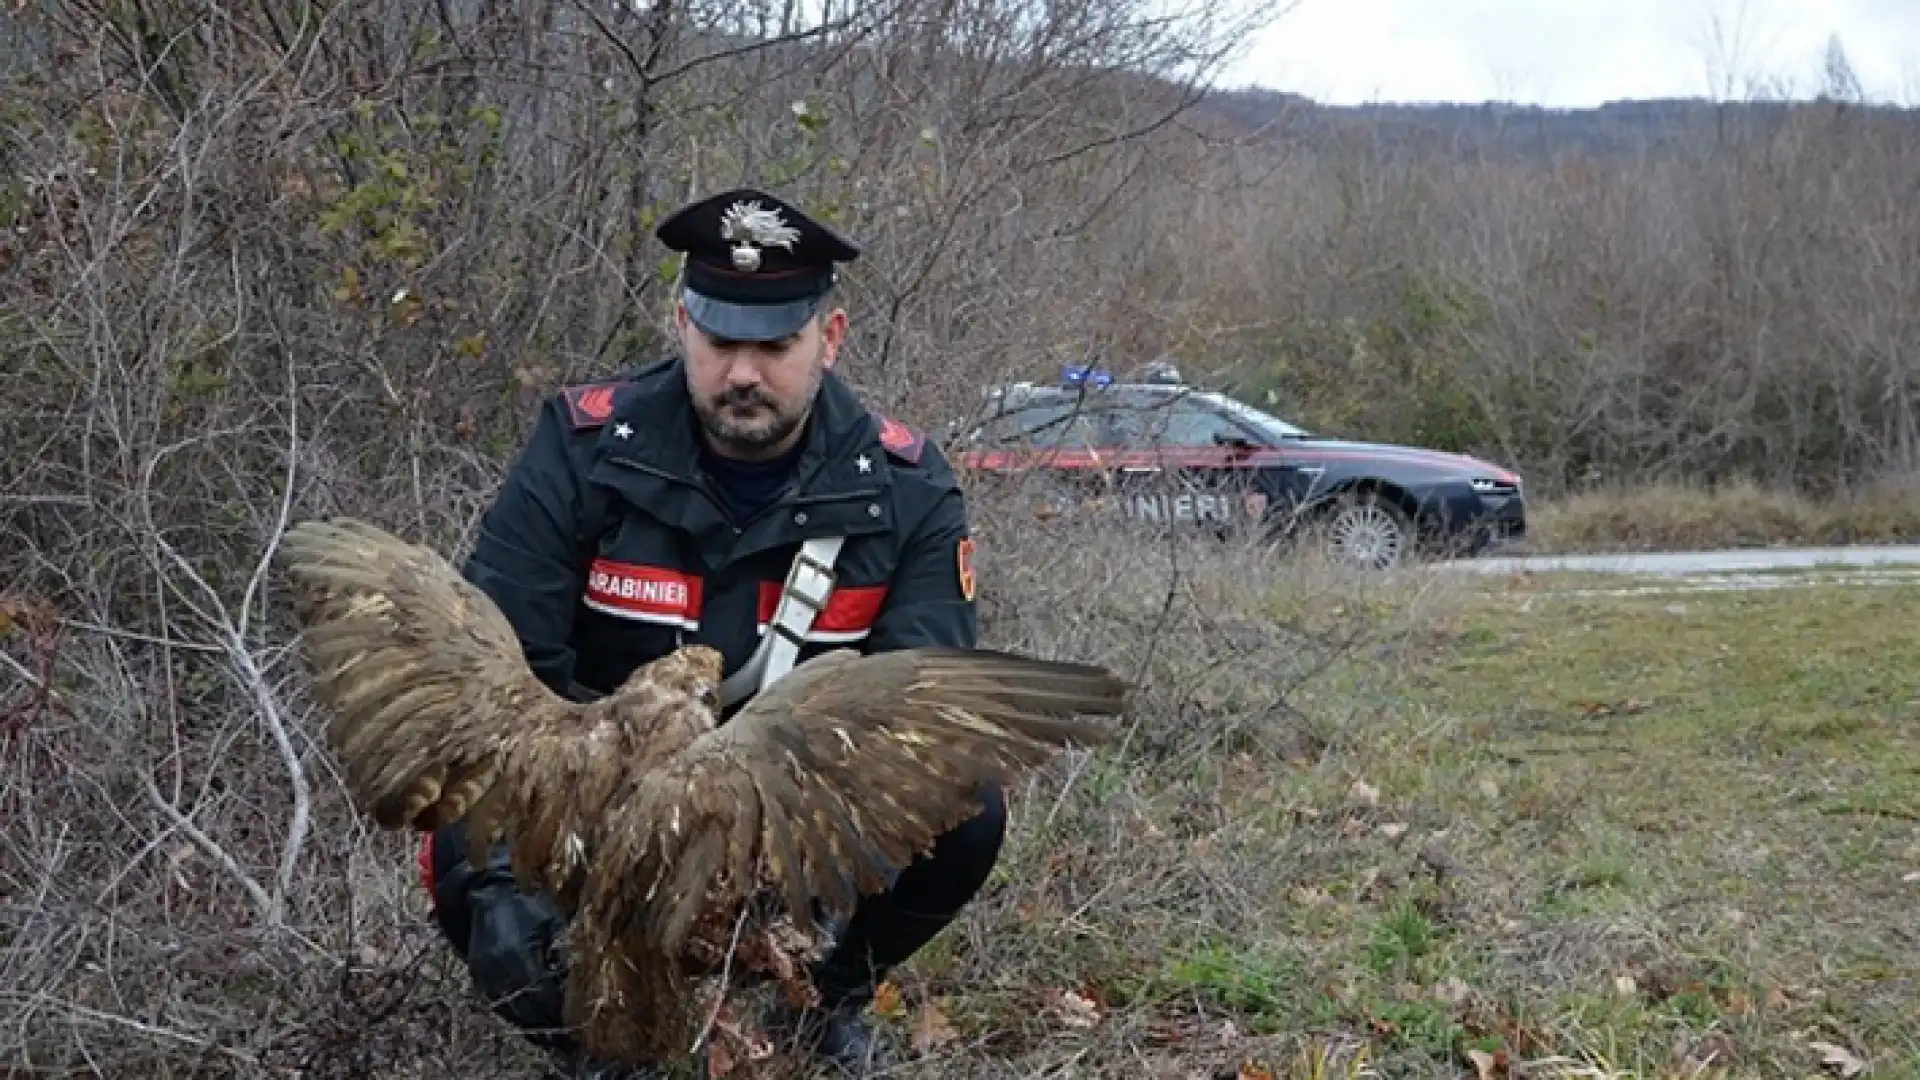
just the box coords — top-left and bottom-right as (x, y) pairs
(426, 783), (1008, 1061)
(807, 781), (1008, 1004)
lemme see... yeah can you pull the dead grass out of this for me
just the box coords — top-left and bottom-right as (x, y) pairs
(7, 511), (1917, 1080)
(847, 563), (1920, 1080)
(1526, 476), (1920, 554)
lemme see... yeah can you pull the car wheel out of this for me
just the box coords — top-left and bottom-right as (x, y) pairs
(1313, 490), (1413, 571)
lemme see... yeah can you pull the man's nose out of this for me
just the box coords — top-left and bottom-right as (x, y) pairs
(719, 351), (760, 386)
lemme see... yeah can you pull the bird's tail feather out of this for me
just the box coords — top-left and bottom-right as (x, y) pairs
(563, 897), (697, 1067)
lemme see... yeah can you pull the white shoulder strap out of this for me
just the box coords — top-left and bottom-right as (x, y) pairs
(718, 535), (846, 706)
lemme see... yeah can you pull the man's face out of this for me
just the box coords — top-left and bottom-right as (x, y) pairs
(679, 300), (847, 460)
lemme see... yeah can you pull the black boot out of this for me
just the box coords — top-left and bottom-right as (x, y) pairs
(766, 783), (1007, 1071)
(765, 988), (883, 1074)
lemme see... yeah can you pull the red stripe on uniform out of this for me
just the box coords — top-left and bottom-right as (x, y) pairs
(417, 832), (437, 910)
(583, 559), (703, 628)
(756, 581), (888, 642)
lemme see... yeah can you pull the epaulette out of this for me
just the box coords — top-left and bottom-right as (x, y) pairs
(871, 411), (926, 465)
(559, 379), (622, 430)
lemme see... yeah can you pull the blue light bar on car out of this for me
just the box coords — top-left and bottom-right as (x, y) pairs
(1062, 364), (1113, 388)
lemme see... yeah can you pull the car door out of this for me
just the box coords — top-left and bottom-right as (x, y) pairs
(968, 397), (1117, 522)
(1105, 393), (1286, 535)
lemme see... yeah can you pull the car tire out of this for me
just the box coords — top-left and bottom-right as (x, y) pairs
(1310, 489), (1414, 571)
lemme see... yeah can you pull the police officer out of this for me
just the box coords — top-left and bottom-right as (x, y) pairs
(415, 187), (994, 1077)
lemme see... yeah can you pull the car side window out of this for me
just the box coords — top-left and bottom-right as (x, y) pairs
(1107, 397), (1249, 448)
(1163, 399), (1254, 447)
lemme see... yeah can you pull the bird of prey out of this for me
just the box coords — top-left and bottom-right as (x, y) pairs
(276, 517), (1129, 1067)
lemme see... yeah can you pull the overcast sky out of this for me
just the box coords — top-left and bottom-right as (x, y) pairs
(1222, 0), (1920, 107)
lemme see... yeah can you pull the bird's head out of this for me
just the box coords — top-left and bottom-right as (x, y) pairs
(627, 644), (726, 715)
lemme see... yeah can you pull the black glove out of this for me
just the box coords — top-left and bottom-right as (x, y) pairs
(465, 871), (572, 1045)
(428, 820), (573, 1048)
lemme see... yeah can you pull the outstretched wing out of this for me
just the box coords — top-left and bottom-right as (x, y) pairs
(278, 517), (627, 895)
(593, 644), (1125, 952)
(561, 645), (1129, 1061)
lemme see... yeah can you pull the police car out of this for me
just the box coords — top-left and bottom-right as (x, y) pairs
(949, 363), (1527, 571)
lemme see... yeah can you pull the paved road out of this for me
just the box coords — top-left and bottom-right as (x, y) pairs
(1435, 544), (1920, 576)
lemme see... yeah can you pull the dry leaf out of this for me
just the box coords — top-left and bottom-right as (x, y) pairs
(1809, 1040), (1868, 1077)
(1379, 821), (1410, 840)
(702, 1001), (772, 1078)
(910, 1000), (959, 1054)
(1055, 987), (1102, 1028)
(1467, 1047), (1510, 1079)
(1348, 779), (1380, 807)
(871, 981), (906, 1020)
(1236, 1061), (1275, 1080)
(390, 291), (425, 326)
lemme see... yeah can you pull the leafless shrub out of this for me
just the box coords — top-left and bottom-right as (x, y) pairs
(0, 0), (1323, 1074)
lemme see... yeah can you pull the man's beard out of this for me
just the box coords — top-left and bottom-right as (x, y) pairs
(694, 374), (818, 456)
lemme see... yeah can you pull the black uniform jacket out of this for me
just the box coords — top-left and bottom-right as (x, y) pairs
(417, 355), (982, 938)
(458, 354), (980, 701)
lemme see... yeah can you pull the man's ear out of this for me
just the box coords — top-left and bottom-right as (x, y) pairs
(821, 307), (848, 367)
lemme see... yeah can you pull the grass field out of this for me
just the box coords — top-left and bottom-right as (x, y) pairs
(844, 571), (1920, 1080)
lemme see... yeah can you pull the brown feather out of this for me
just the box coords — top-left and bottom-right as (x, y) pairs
(569, 646), (1127, 1061)
(278, 515), (1130, 1068)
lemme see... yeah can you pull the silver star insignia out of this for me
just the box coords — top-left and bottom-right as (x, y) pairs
(614, 422), (633, 439)
(856, 454), (872, 474)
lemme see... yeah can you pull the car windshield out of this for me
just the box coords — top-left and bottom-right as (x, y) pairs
(1195, 391), (1313, 440)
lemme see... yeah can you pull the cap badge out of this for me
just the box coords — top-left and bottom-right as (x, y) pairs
(719, 199), (801, 273)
